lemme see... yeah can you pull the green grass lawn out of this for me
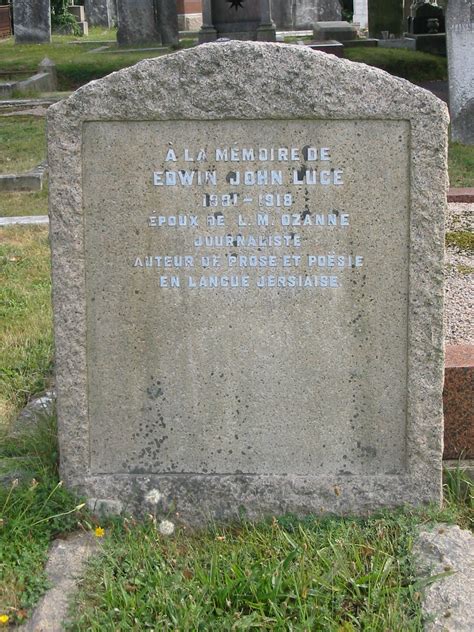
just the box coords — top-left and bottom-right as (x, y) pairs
(449, 142), (474, 188)
(0, 116), (45, 174)
(0, 28), (194, 91)
(0, 226), (53, 426)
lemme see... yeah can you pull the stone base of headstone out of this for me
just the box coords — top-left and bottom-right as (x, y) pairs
(412, 32), (446, 55)
(307, 40), (345, 57)
(198, 26), (217, 43)
(313, 21), (358, 41)
(256, 24), (277, 42)
(178, 13), (202, 31)
(378, 37), (416, 50)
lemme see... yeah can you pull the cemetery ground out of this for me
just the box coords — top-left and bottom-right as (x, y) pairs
(0, 35), (473, 629)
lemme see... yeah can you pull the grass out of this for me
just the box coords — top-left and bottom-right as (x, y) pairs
(0, 31), (447, 93)
(66, 471), (472, 632)
(0, 187), (48, 218)
(0, 409), (470, 630)
(0, 413), (88, 626)
(0, 116), (45, 174)
(68, 513), (426, 631)
(448, 142), (474, 188)
(446, 230), (474, 254)
(345, 47), (447, 82)
(0, 226), (53, 426)
(0, 28), (189, 91)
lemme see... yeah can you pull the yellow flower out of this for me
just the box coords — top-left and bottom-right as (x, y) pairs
(0, 614), (9, 625)
(94, 526), (105, 538)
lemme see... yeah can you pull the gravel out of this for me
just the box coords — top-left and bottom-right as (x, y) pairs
(444, 203), (473, 346)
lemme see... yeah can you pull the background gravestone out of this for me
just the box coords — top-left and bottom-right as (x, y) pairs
(117, 0), (178, 45)
(368, 0), (403, 36)
(447, 0), (474, 144)
(85, 0), (117, 28)
(13, 0), (51, 43)
(48, 42), (447, 524)
(199, 0), (275, 42)
(271, 0), (341, 30)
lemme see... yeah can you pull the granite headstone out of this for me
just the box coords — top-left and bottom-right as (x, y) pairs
(48, 42), (448, 523)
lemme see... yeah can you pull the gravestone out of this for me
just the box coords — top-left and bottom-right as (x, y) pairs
(271, 0), (341, 30)
(117, 0), (178, 46)
(368, 0), (403, 36)
(85, 0), (117, 28)
(48, 42), (448, 523)
(353, 0), (369, 30)
(313, 20), (358, 41)
(408, 1), (445, 34)
(199, 0), (275, 42)
(116, 0), (160, 44)
(447, 0), (474, 144)
(13, 0), (51, 43)
(158, 0), (179, 46)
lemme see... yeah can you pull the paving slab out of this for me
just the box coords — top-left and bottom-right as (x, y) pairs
(0, 215), (49, 226)
(19, 532), (98, 632)
(414, 525), (474, 631)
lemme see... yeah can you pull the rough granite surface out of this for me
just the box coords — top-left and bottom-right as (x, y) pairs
(48, 42), (448, 523)
(414, 525), (474, 631)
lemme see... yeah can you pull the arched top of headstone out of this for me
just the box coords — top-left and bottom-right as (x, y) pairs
(49, 41), (447, 125)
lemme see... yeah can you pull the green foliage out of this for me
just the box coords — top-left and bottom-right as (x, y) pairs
(345, 47), (447, 82)
(50, 0), (81, 36)
(0, 414), (87, 624)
